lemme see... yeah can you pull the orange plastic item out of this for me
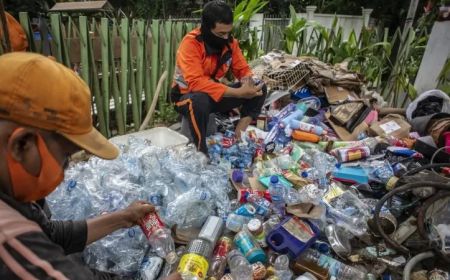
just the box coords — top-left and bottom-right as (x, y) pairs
(292, 130), (320, 143)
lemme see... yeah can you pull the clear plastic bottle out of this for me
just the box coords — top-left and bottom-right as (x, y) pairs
(312, 152), (330, 190)
(246, 193), (272, 217)
(274, 255), (294, 280)
(139, 212), (177, 264)
(208, 236), (233, 280)
(268, 176), (286, 217)
(227, 249), (253, 280)
(299, 249), (366, 279)
(226, 213), (251, 233)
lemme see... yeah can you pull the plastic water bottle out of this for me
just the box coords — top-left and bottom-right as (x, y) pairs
(208, 236), (233, 280)
(268, 176), (286, 217)
(245, 193), (272, 217)
(274, 255), (294, 280)
(227, 249), (253, 280)
(299, 249), (366, 279)
(312, 152), (330, 190)
(139, 212), (177, 264)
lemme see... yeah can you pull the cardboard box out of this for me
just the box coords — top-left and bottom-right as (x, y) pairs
(325, 86), (352, 104)
(326, 112), (369, 141)
(369, 114), (411, 138)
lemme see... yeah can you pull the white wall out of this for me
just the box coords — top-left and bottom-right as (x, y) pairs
(251, 7), (373, 46)
(414, 21), (450, 94)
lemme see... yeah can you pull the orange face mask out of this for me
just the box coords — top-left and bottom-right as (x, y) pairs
(7, 128), (64, 202)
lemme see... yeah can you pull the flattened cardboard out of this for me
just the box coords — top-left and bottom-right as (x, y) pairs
(326, 112), (369, 141)
(325, 86), (351, 104)
(286, 203), (325, 219)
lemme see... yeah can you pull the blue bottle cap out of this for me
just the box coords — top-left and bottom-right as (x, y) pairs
(335, 163), (342, 169)
(232, 170), (244, 183)
(67, 180), (77, 189)
(247, 249), (267, 264)
(270, 176), (279, 184)
(301, 171), (308, 178)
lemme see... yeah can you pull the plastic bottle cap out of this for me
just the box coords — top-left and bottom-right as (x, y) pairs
(335, 163), (341, 169)
(165, 251), (178, 265)
(301, 171), (308, 178)
(247, 219), (262, 233)
(67, 180), (77, 189)
(232, 170), (244, 183)
(270, 176), (279, 184)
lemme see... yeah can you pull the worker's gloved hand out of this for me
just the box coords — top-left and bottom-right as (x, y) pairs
(120, 201), (155, 228)
(238, 82), (264, 99)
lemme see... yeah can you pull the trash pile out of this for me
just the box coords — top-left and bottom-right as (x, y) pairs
(47, 51), (450, 280)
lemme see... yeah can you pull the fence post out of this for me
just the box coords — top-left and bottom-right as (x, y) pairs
(100, 18), (111, 133)
(362, 8), (373, 27)
(79, 16), (90, 86)
(250, 13), (264, 44)
(120, 18), (130, 128)
(50, 13), (65, 65)
(161, 20), (173, 109)
(150, 20), (160, 102)
(18, 12), (36, 52)
(136, 19), (146, 121)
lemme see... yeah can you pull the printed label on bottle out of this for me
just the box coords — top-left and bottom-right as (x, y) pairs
(234, 232), (257, 257)
(212, 237), (232, 257)
(140, 212), (164, 239)
(177, 253), (209, 280)
(281, 217), (315, 243)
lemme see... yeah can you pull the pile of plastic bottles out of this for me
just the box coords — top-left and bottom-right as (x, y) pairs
(47, 137), (232, 276)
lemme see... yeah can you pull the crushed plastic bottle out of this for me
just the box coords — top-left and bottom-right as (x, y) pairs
(274, 255), (294, 280)
(165, 187), (215, 228)
(227, 249), (253, 280)
(299, 249), (366, 279)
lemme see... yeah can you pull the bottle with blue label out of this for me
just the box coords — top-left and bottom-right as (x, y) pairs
(234, 230), (267, 264)
(268, 176), (286, 217)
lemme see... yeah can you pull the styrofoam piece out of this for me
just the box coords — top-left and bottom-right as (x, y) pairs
(110, 127), (189, 148)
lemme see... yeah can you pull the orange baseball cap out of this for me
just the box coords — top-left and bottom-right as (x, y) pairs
(0, 52), (119, 160)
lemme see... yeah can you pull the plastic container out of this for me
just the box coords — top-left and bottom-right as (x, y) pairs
(110, 127), (189, 148)
(198, 216), (224, 246)
(208, 236), (232, 280)
(139, 212), (177, 264)
(248, 219), (268, 248)
(266, 216), (319, 259)
(292, 131), (320, 143)
(234, 230), (267, 264)
(226, 213), (251, 233)
(177, 239), (212, 280)
(290, 120), (326, 136)
(268, 176), (286, 217)
(227, 249), (253, 280)
(274, 254), (294, 280)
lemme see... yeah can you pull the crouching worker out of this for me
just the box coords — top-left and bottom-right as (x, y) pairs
(171, 0), (267, 154)
(0, 53), (181, 280)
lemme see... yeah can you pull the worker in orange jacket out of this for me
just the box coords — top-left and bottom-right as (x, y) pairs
(171, 0), (267, 154)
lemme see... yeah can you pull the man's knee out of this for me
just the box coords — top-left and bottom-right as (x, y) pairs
(188, 93), (213, 116)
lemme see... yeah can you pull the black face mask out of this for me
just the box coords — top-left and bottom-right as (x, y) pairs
(201, 26), (232, 52)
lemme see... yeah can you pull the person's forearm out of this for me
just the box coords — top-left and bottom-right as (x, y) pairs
(86, 211), (129, 245)
(223, 86), (241, 98)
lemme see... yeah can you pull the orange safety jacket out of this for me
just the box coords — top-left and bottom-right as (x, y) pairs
(173, 28), (253, 102)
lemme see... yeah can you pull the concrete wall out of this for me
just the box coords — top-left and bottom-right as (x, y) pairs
(250, 6), (373, 46)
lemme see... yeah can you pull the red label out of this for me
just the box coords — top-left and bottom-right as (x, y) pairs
(212, 237), (232, 258)
(222, 137), (235, 148)
(240, 189), (272, 203)
(140, 212), (164, 239)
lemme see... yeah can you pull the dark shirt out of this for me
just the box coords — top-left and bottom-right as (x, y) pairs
(0, 192), (118, 279)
